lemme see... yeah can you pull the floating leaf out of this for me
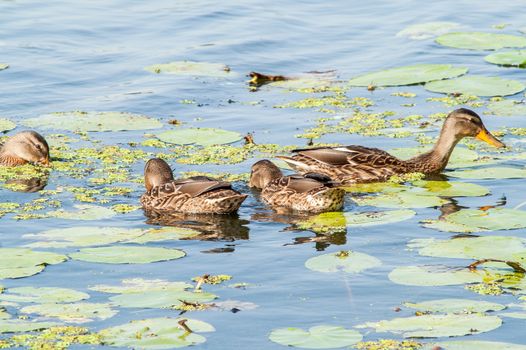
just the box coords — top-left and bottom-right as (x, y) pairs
(396, 22), (461, 40)
(447, 167), (526, 179)
(353, 191), (447, 208)
(0, 320), (59, 334)
(404, 298), (505, 314)
(485, 50), (526, 67)
(305, 251), (381, 273)
(100, 317), (214, 349)
(348, 64), (467, 87)
(23, 111), (163, 132)
(157, 128), (242, 146)
(145, 61), (232, 77)
(344, 209), (416, 227)
(0, 287), (89, 304)
(0, 118), (16, 133)
(126, 227), (201, 244)
(436, 32), (526, 50)
(421, 219), (485, 233)
(425, 75), (525, 97)
(69, 246), (185, 264)
(0, 64), (8, 71)
(389, 265), (483, 286)
(413, 180), (489, 197)
(487, 99), (526, 116)
(49, 205), (116, 221)
(269, 325), (362, 349)
(0, 248), (67, 279)
(90, 278), (193, 294)
(446, 209), (526, 231)
(357, 314), (501, 338)
(21, 302), (116, 323)
(425, 341), (526, 350)
(109, 290), (216, 309)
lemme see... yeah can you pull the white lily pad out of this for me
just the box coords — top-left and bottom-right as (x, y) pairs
(23, 111), (163, 132)
(425, 340), (526, 350)
(0, 319), (59, 333)
(100, 317), (215, 349)
(21, 302), (116, 323)
(269, 325), (362, 349)
(487, 99), (526, 116)
(109, 290), (217, 309)
(447, 167), (526, 179)
(0, 287), (89, 304)
(69, 246), (185, 264)
(436, 32), (526, 50)
(49, 205), (116, 221)
(425, 75), (525, 97)
(445, 208), (526, 231)
(353, 191), (447, 208)
(348, 64), (467, 87)
(90, 278), (193, 294)
(404, 298), (505, 314)
(357, 313), (501, 338)
(305, 251), (381, 273)
(389, 265), (483, 286)
(396, 22), (461, 40)
(0, 64), (8, 71)
(485, 50), (526, 67)
(0, 118), (16, 133)
(157, 127), (242, 146)
(0, 248), (67, 279)
(145, 61), (232, 77)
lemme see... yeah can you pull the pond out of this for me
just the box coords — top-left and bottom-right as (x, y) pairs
(1, 0), (526, 349)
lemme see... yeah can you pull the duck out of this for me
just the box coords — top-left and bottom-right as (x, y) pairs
(249, 159), (345, 213)
(140, 158), (247, 214)
(277, 108), (504, 184)
(0, 131), (50, 166)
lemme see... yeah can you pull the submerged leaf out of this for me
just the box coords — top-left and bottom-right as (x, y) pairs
(69, 246), (185, 264)
(403, 298), (505, 314)
(49, 205), (116, 221)
(425, 75), (525, 97)
(305, 251), (381, 273)
(269, 325), (362, 349)
(436, 32), (526, 50)
(145, 61), (232, 77)
(157, 128), (242, 146)
(396, 22), (461, 40)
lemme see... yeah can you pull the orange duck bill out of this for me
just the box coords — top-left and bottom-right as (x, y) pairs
(476, 128), (505, 148)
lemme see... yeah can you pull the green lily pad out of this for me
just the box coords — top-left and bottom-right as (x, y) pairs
(0, 64), (8, 71)
(296, 212), (347, 234)
(348, 64), (467, 87)
(24, 226), (145, 248)
(421, 219), (486, 233)
(0, 287), (89, 304)
(425, 341), (526, 350)
(90, 278), (193, 294)
(389, 265), (483, 286)
(436, 32), (526, 50)
(413, 180), (489, 197)
(344, 209), (416, 227)
(49, 205), (116, 221)
(487, 99), (526, 116)
(269, 325), (362, 349)
(23, 111), (163, 132)
(485, 50), (526, 67)
(21, 302), (116, 323)
(446, 208), (526, 231)
(305, 251), (381, 273)
(396, 22), (461, 40)
(69, 246), (185, 264)
(403, 298), (505, 314)
(145, 61), (232, 77)
(425, 75), (525, 97)
(357, 314), (501, 338)
(0, 248), (67, 279)
(0, 319), (59, 334)
(109, 290), (217, 309)
(157, 128), (242, 146)
(99, 317), (215, 349)
(447, 167), (526, 179)
(353, 191), (447, 208)
(0, 118), (16, 133)
(126, 227), (201, 244)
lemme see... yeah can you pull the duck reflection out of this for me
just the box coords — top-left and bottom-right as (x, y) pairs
(4, 175), (49, 192)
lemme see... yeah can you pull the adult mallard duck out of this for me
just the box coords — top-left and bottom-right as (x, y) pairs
(141, 158), (247, 214)
(0, 131), (50, 166)
(278, 108), (504, 184)
(249, 159), (345, 213)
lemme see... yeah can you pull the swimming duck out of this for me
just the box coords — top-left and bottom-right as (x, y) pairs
(0, 131), (50, 166)
(141, 158), (247, 214)
(278, 108), (504, 184)
(249, 159), (345, 213)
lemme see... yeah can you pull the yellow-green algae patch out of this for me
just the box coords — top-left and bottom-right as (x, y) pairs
(1, 326), (103, 350)
(355, 339), (422, 350)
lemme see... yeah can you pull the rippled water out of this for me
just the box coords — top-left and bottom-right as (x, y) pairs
(1, 0), (526, 349)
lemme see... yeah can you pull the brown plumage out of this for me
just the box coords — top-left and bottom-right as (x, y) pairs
(140, 158), (247, 214)
(278, 108), (505, 184)
(249, 159), (345, 213)
(0, 131), (50, 167)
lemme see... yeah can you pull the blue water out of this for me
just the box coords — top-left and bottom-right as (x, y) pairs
(1, 0), (526, 349)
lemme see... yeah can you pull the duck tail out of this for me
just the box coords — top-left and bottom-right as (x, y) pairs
(276, 155), (308, 171)
(213, 194), (248, 214)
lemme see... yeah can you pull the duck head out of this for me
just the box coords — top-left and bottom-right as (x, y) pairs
(249, 159), (283, 189)
(144, 158), (174, 192)
(0, 131), (50, 166)
(443, 108), (504, 148)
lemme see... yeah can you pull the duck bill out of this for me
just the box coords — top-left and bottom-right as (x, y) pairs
(476, 129), (505, 148)
(39, 156), (51, 167)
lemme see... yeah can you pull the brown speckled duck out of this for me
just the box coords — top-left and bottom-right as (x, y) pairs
(249, 159), (345, 213)
(0, 131), (50, 166)
(278, 108), (504, 184)
(140, 158), (247, 214)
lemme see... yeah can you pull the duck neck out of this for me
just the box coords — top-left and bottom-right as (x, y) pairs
(409, 130), (460, 173)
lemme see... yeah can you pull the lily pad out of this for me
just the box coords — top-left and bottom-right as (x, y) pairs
(0, 64), (8, 71)
(487, 99), (526, 116)
(0, 248), (67, 279)
(109, 290), (217, 309)
(436, 32), (526, 50)
(0, 118), (16, 133)
(21, 302), (116, 323)
(445, 208), (526, 231)
(425, 75), (525, 97)
(396, 22), (461, 40)
(145, 61), (232, 77)
(353, 191), (447, 208)
(157, 128), (242, 146)
(69, 246), (185, 264)
(99, 317), (215, 349)
(404, 298), (505, 314)
(49, 205), (116, 221)
(447, 167), (526, 179)
(90, 278), (193, 294)
(357, 313), (501, 338)
(344, 209), (416, 227)
(269, 325), (362, 349)
(389, 265), (483, 286)
(348, 64), (467, 87)
(485, 50), (526, 67)
(23, 111), (163, 132)
(421, 219), (486, 233)
(0, 319), (59, 333)
(413, 180), (489, 197)
(425, 341), (526, 350)
(126, 227), (201, 244)
(305, 251), (381, 273)
(0, 287), (89, 304)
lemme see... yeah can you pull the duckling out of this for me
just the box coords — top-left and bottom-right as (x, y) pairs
(277, 108), (504, 184)
(249, 159), (345, 213)
(140, 158), (247, 214)
(0, 131), (50, 166)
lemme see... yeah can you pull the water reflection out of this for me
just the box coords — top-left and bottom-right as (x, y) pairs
(5, 175), (48, 192)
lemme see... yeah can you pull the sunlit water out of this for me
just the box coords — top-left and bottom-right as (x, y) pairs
(1, 0), (526, 348)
